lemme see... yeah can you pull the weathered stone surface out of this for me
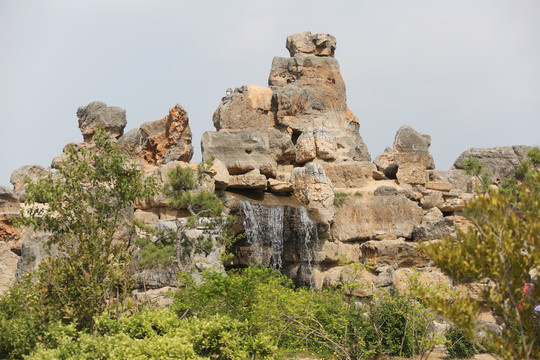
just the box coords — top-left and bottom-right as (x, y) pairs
(201, 130), (276, 177)
(77, 101), (127, 142)
(268, 178), (293, 193)
(412, 208), (455, 241)
(360, 239), (431, 268)
(420, 190), (444, 210)
(0, 241), (19, 295)
(0, 186), (20, 217)
(374, 147), (398, 179)
(425, 182), (452, 192)
(286, 31), (337, 57)
(228, 169), (268, 190)
(321, 161), (375, 188)
(291, 163), (334, 213)
(313, 241), (361, 264)
(448, 145), (533, 191)
(9, 165), (50, 199)
(0, 220), (19, 248)
(393, 125), (435, 185)
(295, 127), (338, 163)
(118, 128), (144, 159)
(213, 85), (274, 131)
(267, 129), (295, 164)
(211, 158), (230, 190)
(332, 194), (424, 242)
(139, 104), (193, 165)
(15, 229), (51, 280)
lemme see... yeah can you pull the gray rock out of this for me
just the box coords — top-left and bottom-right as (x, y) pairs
(374, 147), (398, 179)
(9, 165), (50, 200)
(77, 101), (127, 142)
(201, 130), (277, 177)
(450, 145), (533, 187)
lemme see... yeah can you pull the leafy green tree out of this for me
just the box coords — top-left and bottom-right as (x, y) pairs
(417, 169), (540, 359)
(17, 128), (157, 329)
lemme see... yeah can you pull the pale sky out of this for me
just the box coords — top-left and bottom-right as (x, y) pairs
(1, 0), (539, 186)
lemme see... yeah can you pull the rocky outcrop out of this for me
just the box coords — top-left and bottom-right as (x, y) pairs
(202, 31), (371, 194)
(448, 145), (532, 191)
(393, 125), (435, 185)
(77, 101), (127, 142)
(286, 31), (336, 57)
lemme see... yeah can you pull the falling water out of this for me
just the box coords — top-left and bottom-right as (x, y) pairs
(239, 201), (284, 269)
(239, 201), (319, 285)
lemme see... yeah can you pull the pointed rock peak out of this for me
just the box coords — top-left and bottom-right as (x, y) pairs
(286, 31), (337, 57)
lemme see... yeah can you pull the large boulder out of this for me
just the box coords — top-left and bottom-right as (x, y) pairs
(448, 145), (533, 191)
(201, 130), (277, 177)
(331, 189), (424, 242)
(139, 104), (194, 165)
(286, 31), (337, 57)
(9, 165), (50, 200)
(77, 101), (127, 142)
(213, 85), (274, 131)
(393, 125), (435, 185)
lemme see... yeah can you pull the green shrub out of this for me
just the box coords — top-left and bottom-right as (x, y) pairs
(334, 192), (348, 208)
(445, 326), (477, 358)
(367, 289), (435, 357)
(0, 275), (47, 359)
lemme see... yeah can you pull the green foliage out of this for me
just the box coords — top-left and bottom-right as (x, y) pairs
(334, 192), (348, 208)
(463, 158), (491, 193)
(354, 191), (363, 197)
(15, 128), (157, 330)
(446, 326), (477, 359)
(366, 289), (436, 358)
(26, 310), (274, 360)
(173, 266), (438, 360)
(0, 275), (46, 359)
(420, 170), (540, 359)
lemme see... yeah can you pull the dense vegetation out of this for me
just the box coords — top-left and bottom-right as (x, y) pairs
(0, 130), (538, 359)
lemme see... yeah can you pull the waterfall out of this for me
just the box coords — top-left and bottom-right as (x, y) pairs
(239, 201), (319, 286)
(239, 201), (284, 269)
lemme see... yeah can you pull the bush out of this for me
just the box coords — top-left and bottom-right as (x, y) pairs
(367, 289), (435, 358)
(446, 326), (477, 359)
(334, 192), (348, 208)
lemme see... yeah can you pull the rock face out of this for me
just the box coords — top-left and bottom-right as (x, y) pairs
(77, 101), (127, 142)
(0, 241), (19, 294)
(331, 190), (424, 242)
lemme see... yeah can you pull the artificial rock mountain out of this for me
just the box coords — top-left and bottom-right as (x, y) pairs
(0, 32), (535, 297)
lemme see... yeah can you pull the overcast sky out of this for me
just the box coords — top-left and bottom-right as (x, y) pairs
(1, 0), (539, 186)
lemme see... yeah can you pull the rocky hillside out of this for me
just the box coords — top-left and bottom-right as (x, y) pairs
(0, 31), (533, 298)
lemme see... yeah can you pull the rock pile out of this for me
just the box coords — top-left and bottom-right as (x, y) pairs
(0, 32), (535, 308)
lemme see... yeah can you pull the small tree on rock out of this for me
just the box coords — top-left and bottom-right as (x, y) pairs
(17, 128), (157, 329)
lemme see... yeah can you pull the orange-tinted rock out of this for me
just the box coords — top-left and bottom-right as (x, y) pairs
(141, 104), (193, 165)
